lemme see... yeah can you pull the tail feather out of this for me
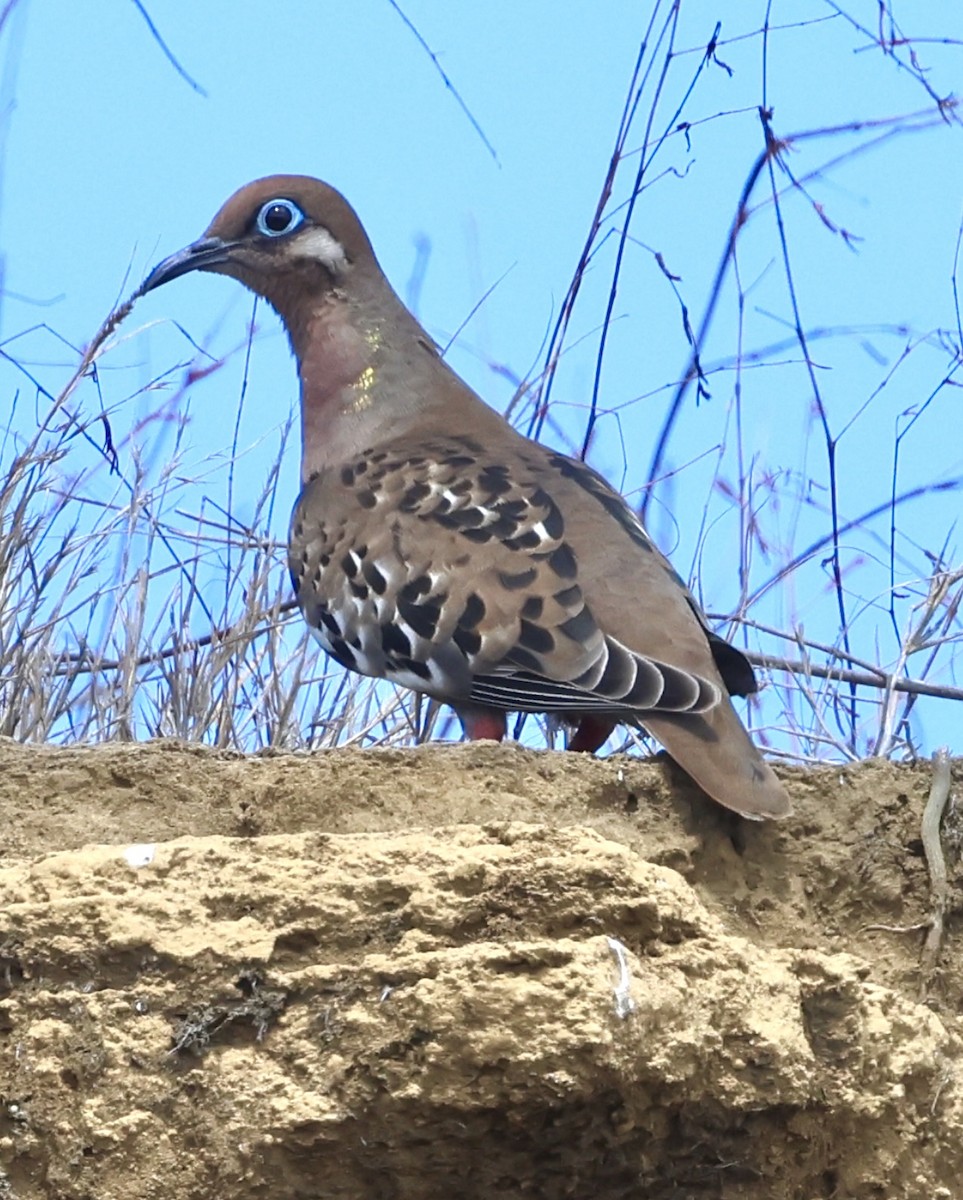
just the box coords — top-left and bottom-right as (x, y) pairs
(642, 701), (790, 820)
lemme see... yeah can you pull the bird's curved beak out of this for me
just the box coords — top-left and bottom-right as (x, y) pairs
(139, 236), (236, 295)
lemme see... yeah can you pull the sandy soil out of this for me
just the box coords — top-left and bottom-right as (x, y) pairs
(0, 740), (960, 1199)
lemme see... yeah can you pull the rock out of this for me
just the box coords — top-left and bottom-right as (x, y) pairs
(0, 743), (961, 1199)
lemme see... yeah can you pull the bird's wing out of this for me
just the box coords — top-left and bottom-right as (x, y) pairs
(289, 432), (721, 717)
(289, 430), (790, 819)
(521, 445), (790, 819)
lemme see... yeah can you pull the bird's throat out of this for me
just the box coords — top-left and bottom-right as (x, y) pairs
(292, 301), (382, 481)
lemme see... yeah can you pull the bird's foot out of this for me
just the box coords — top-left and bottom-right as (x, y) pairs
(566, 716), (616, 754)
(457, 708), (508, 742)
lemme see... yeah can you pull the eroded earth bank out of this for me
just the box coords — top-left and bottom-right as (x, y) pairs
(1, 740), (961, 1199)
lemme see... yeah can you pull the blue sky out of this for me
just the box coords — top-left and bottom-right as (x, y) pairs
(2, 2), (962, 759)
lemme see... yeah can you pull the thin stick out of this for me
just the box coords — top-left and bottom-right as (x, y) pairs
(747, 653), (963, 704)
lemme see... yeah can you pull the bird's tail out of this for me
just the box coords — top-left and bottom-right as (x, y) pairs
(641, 699), (791, 820)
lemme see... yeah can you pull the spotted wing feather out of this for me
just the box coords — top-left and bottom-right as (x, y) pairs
(289, 434), (720, 717)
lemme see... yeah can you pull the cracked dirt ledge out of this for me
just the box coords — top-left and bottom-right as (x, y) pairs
(0, 740), (961, 1199)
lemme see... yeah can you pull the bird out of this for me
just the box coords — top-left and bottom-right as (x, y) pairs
(139, 175), (790, 819)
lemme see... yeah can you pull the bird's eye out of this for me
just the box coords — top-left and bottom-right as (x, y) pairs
(255, 199), (305, 237)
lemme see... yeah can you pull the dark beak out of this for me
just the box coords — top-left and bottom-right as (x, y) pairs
(139, 236), (236, 295)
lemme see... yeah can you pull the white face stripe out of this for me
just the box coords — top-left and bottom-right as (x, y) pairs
(293, 226), (348, 272)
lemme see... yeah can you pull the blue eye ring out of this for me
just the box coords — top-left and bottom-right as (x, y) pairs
(256, 198), (305, 237)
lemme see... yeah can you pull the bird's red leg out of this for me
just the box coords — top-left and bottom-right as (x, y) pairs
(458, 708), (507, 742)
(567, 716), (616, 754)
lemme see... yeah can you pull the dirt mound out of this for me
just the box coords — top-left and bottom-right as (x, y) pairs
(0, 741), (960, 1198)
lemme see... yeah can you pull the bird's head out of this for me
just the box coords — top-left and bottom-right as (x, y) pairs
(138, 174), (458, 477)
(140, 175), (378, 316)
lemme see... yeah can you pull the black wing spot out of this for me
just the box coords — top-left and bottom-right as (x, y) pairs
(505, 529), (543, 551)
(341, 553), (358, 579)
(521, 596), (543, 620)
(398, 599), (441, 639)
(363, 561), (387, 594)
(542, 500), (564, 540)
(381, 624), (412, 657)
(483, 515), (520, 540)
(340, 465), (355, 486)
(553, 585), (581, 608)
(547, 543), (577, 580)
(356, 489), (377, 509)
(462, 593), (486, 627)
(460, 526), (495, 544)
(328, 637), (357, 670)
(437, 507), (486, 530)
(399, 658), (432, 680)
(453, 626), (482, 657)
(399, 575), (432, 602)
(499, 499), (529, 521)
(498, 567), (538, 590)
(559, 608), (595, 644)
(400, 482), (432, 511)
(319, 610), (341, 636)
(518, 620), (555, 655)
(478, 465), (513, 496)
(549, 453), (652, 553)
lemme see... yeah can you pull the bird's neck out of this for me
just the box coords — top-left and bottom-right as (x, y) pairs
(286, 282), (470, 483)
(286, 293), (382, 480)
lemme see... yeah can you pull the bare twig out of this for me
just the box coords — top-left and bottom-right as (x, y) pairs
(386, 1), (498, 163)
(128, 0), (207, 95)
(748, 652), (963, 704)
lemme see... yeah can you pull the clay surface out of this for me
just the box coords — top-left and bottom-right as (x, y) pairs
(0, 740), (961, 1199)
